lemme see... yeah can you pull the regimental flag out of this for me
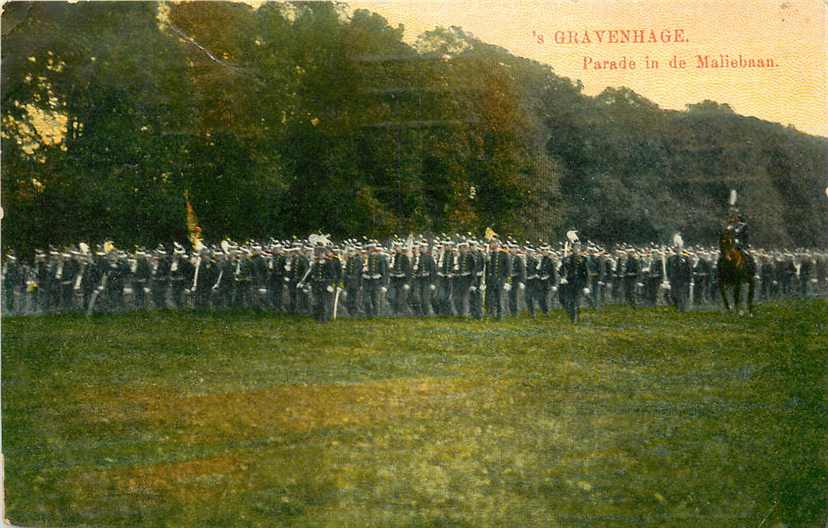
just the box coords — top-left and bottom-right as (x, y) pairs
(185, 192), (203, 251)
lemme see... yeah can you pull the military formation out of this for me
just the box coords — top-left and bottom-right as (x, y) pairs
(2, 235), (826, 322)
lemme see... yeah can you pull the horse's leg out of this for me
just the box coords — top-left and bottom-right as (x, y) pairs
(748, 276), (755, 316)
(720, 283), (731, 311)
(735, 281), (743, 315)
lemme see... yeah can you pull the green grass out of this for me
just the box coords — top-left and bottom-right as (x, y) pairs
(2, 301), (826, 527)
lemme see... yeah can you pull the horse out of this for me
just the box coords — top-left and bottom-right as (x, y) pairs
(717, 228), (756, 315)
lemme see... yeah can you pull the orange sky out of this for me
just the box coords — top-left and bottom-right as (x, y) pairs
(350, 0), (827, 137)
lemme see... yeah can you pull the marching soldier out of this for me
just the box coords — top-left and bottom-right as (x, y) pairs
(453, 241), (475, 317)
(152, 245), (171, 309)
(525, 246), (541, 317)
(623, 249), (640, 308)
(233, 249), (254, 309)
(798, 251), (815, 298)
(362, 242), (388, 318)
(251, 246), (271, 311)
(485, 239), (511, 320)
(559, 241), (589, 323)
(537, 245), (556, 315)
(104, 251), (129, 312)
(2, 252), (22, 315)
(288, 245), (311, 314)
(435, 241), (456, 316)
(692, 251), (712, 305)
(194, 250), (218, 310)
(169, 244), (192, 309)
(508, 243), (526, 316)
(667, 246), (692, 311)
(302, 245), (337, 322)
(469, 240), (486, 320)
(132, 249), (152, 310)
(412, 242), (437, 317)
(389, 242), (413, 316)
(269, 244), (288, 311)
(343, 245), (364, 317)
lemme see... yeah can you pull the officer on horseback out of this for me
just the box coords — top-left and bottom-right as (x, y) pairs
(726, 209), (750, 254)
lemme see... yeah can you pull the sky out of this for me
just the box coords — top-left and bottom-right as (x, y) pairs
(349, 0), (827, 137)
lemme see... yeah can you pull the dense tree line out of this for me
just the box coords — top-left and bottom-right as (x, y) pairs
(3, 2), (826, 255)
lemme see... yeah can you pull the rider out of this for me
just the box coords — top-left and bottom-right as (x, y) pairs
(725, 208), (750, 254)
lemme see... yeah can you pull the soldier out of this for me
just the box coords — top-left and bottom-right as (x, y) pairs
(453, 241), (475, 317)
(152, 245), (171, 309)
(362, 242), (388, 318)
(251, 246), (271, 311)
(435, 241), (456, 316)
(816, 251), (828, 294)
(485, 239), (511, 320)
(758, 253), (774, 301)
(645, 248), (666, 307)
(585, 246), (601, 309)
(508, 243), (526, 316)
(525, 246), (541, 317)
(692, 251), (712, 305)
(104, 251), (129, 312)
(781, 252), (797, 296)
(389, 242), (413, 316)
(268, 244), (288, 311)
(302, 245), (336, 322)
(667, 246), (692, 312)
(2, 252), (22, 315)
(132, 249), (152, 310)
(412, 242), (437, 317)
(798, 250), (815, 298)
(35, 250), (53, 313)
(623, 249), (640, 308)
(216, 247), (231, 295)
(169, 244), (192, 309)
(288, 245), (311, 314)
(559, 242), (589, 323)
(343, 244), (364, 317)
(233, 249), (254, 309)
(79, 250), (101, 313)
(194, 250), (218, 310)
(468, 240), (486, 320)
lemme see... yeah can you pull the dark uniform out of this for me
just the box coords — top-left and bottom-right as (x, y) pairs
(623, 253), (640, 307)
(692, 255), (712, 305)
(435, 246), (456, 316)
(667, 251), (692, 312)
(307, 254), (338, 322)
(452, 246), (475, 317)
(288, 251), (310, 314)
(269, 250), (288, 311)
(133, 254), (152, 309)
(469, 245), (486, 320)
(2, 256), (22, 315)
(389, 249), (413, 315)
(559, 249), (589, 323)
(412, 247), (437, 317)
(486, 247), (511, 320)
(343, 251), (364, 317)
(152, 252), (171, 309)
(362, 248), (388, 318)
(508, 251), (526, 316)
(194, 255), (218, 310)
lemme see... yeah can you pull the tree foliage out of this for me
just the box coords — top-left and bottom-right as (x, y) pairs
(2, 2), (825, 253)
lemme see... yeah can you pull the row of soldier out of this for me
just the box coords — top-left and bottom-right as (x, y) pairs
(2, 237), (826, 322)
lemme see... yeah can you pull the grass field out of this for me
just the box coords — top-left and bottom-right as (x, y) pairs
(2, 302), (826, 527)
